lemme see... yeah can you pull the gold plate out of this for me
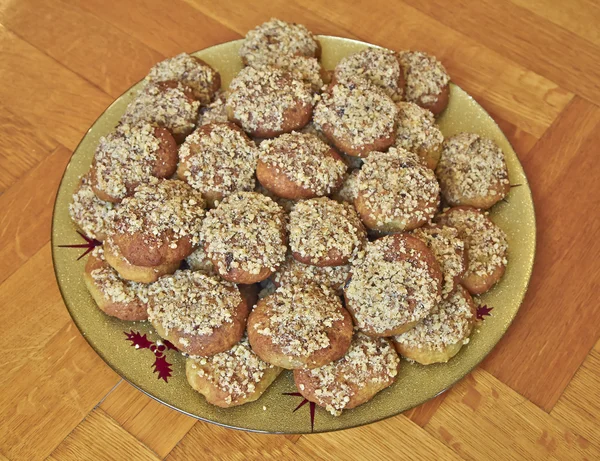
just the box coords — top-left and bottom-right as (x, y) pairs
(51, 36), (536, 434)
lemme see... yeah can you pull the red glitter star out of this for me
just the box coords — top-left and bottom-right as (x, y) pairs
(124, 330), (175, 383)
(284, 392), (316, 432)
(476, 305), (493, 320)
(58, 231), (101, 260)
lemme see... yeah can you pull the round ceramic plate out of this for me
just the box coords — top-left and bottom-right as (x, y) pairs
(52, 36), (535, 434)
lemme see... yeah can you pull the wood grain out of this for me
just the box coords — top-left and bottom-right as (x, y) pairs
(425, 369), (600, 460)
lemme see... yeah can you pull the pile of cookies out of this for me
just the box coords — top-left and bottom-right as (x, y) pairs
(69, 18), (510, 416)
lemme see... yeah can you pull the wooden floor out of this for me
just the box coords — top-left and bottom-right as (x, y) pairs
(1, 0), (599, 459)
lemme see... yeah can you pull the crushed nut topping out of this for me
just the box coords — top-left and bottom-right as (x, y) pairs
(92, 123), (162, 201)
(227, 66), (312, 134)
(185, 245), (216, 275)
(398, 51), (450, 105)
(436, 133), (510, 204)
(302, 333), (399, 415)
(201, 192), (287, 276)
(394, 287), (474, 352)
(413, 225), (466, 297)
(253, 284), (345, 357)
(240, 18), (319, 65)
(333, 169), (360, 204)
(356, 148), (439, 229)
(147, 270), (241, 336)
(288, 198), (366, 264)
(111, 179), (206, 247)
(179, 123), (258, 198)
(394, 102), (443, 160)
(70, 173), (116, 239)
(273, 253), (351, 294)
(345, 236), (441, 334)
(146, 53), (219, 104)
(335, 47), (404, 101)
(259, 132), (346, 196)
(198, 91), (228, 126)
(120, 81), (200, 137)
(249, 55), (324, 93)
(314, 79), (398, 150)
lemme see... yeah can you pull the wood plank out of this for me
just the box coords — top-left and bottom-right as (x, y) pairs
(0, 103), (58, 195)
(0, 0), (165, 98)
(492, 114), (539, 156)
(296, 415), (462, 461)
(507, 0), (600, 47)
(0, 25), (112, 150)
(551, 340), (600, 447)
(296, 0), (573, 139)
(74, 0), (240, 57)
(0, 244), (120, 460)
(481, 96), (600, 410)
(425, 369), (600, 460)
(403, 0), (600, 105)
(48, 409), (160, 461)
(404, 392), (448, 428)
(0, 145), (73, 285)
(100, 381), (196, 458)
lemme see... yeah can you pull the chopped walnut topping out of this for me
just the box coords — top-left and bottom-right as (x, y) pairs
(335, 47), (404, 101)
(259, 132), (346, 196)
(345, 236), (441, 334)
(240, 18), (319, 65)
(394, 287), (474, 352)
(254, 183), (297, 213)
(111, 179), (206, 247)
(198, 91), (228, 126)
(333, 169), (360, 204)
(356, 148), (439, 229)
(179, 123), (258, 198)
(249, 55), (324, 92)
(436, 208), (508, 280)
(413, 225), (466, 297)
(147, 270), (241, 336)
(201, 192), (287, 276)
(436, 133), (510, 204)
(314, 79), (398, 150)
(92, 123), (163, 201)
(227, 66), (312, 134)
(398, 51), (450, 105)
(288, 198), (366, 264)
(188, 335), (277, 402)
(90, 247), (149, 304)
(120, 81), (200, 137)
(394, 102), (443, 160)
(253, 284), (344, 357)
(70, 173), (116, 240)
(185, 245), (216, 275)
(299, 121), (330, 144)
(303, 333), (399, 415)
(273, 253), (351, 294)
(146, 53), (219, 105)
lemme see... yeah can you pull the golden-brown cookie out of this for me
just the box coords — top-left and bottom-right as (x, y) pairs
(435, 206), (508, 295)
(239, 18), (321, 66)
(394, 101), (444, 170)
(177, 122), (259, 207)
(120, 80), (200, 143)
(197, 90), (229, 126)
(436, 133), (510, 209)
(186, 336), (282, 407)
(272, 253), (351, 294)
(331, 169), (360, 204)
(105, 179), (205, 282)
(249, 54), (325, 93)
(314, 79), (398, 158)
(248, 284), (353, 369)
(397, 50), (450, 115)
(83, 247), (149, 321)
(412, 224), (467, 298)
(254, 183), (298, 213)
(201, 192), (287, 284)
(185, 245), (216, 275)
(256, 132), (347, 200)
(226, 66), (313, 138)
(333, 47), (405, 101)
(288, 198), (366, 266)
(90, 123), (178, 203)
(354, 148), (440, 232)
(393, 285), (476, 364)
(294, 333), (399, 415)
(69, 172), (116, 241)
(146, 53), (221, 105)
(147, 270), (250, 356)
(344, 234), (443, 337)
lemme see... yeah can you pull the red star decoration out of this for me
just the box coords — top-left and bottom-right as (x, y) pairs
(58, 231), (101, 260)
(476, 305), (493, 320)
(124, 330), (176, 382)
(284, 392), (316, 432)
